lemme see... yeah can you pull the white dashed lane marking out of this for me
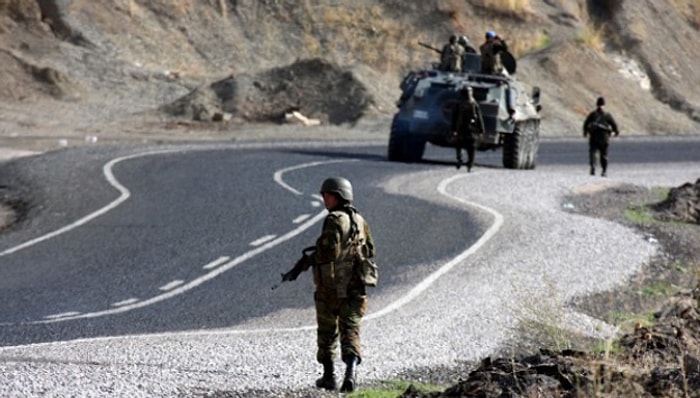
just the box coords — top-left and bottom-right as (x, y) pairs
(44, 311), (81, 320)
(2, 156), (355, 325)
(250, 235), (277, 247)
(293, 214), (311, 224)
(202, 256), (230, 270)
(159, 280), (184, 291)
(112, 298), (140, 307)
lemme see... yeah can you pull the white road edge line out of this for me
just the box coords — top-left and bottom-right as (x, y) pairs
(365, 173), (504, 320)
(273, 159), (359, 195)
(22, 208), (328, 324)
(13, 173), (504, 345)
(0, 149), (183, 258)
(3, 157), (358, 325)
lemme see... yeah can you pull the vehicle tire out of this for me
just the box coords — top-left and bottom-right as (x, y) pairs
(524, 119), (540, 169)
(388, 116), (426, 162)
(503, 120), (538, 170)
(388, 116), (405, 161)
(502, 122), (526, 169)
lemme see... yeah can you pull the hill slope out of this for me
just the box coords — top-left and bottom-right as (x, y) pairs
(0, 0), (699, 144)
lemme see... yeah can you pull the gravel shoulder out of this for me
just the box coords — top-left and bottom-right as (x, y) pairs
(0, 150), (697, 397)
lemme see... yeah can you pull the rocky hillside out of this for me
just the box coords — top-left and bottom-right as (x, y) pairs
(1, 0), (699, 140)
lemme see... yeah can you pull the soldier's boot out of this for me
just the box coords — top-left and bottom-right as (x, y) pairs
(590, 166), (595, 176)
(340, 355), (357, 393)
(315, 360), (336, 391)
(601, 168), (607, 177)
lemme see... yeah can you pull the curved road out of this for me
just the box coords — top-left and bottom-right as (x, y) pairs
(0, 136), (698, 395)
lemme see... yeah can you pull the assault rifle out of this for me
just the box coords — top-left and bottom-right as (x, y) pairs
(272, 246), (316, 290)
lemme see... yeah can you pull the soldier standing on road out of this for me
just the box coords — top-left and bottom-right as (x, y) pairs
(281, 177), (376, 393)
(583, 96), (619, 177)
(440, 34), (464, 72)
(451, 87), (484, 172)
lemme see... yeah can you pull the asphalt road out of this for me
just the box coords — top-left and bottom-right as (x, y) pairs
(0, 136), (698, 348)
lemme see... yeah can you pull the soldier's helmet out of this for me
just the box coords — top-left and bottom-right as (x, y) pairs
(449, 34), (457, 43)
(596, 97), (605, 106)
(458, 35), (469, 46)
(485, 31), (496, 39)
(320, 177), (353, 202)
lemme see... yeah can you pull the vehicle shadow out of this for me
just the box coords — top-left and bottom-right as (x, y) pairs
(277, 148), (387, 162)
(278, 148), (503, 170)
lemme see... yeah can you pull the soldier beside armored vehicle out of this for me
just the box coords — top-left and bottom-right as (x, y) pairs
(389, 35), (542, 170)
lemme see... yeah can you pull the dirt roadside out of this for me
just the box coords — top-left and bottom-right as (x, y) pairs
(392, 183), (700, 398)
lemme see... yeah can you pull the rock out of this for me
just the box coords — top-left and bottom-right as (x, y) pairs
(653, 178), (700, 224)
(284, 111), (320, 126)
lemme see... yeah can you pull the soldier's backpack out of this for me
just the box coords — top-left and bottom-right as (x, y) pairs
(346, 209), (378, 287)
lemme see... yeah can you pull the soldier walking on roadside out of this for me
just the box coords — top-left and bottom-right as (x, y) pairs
(583, 96), (619, 177)
(451, 87), (484, 172)
(281, 177), (376, 393)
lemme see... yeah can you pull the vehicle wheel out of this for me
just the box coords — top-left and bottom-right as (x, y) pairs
(387, 133), (403, 162)
(388, 116), (426, 162)
(388, 116), (405, 161)
(503, 120), (538, 170)
(524, 119), (540, 169)
(503, 122), (525, 169)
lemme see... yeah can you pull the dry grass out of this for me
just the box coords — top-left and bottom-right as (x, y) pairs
(577, 22), (606, 52)
(670, 0), (700, 28)
(217, 0), (226, 17)
(313, 5), (421, 74)
(509, 278), (574, 353)
(481, 0), (531, 14)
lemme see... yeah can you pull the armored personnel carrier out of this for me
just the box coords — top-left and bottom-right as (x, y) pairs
(388, 51), (542, 169)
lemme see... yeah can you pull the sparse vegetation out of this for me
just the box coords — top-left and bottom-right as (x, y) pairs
(346, 380), (445, 398)
(625, 204), (657, 224)
(639, 281), (679, 299)
(510, 278), (573, 353)
(671, 0), (700, 28)
(610, 311), (656, 330)
(577, 22), (606, 51)
(478, 0), (532, 15)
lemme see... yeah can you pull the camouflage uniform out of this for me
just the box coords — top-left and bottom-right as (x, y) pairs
(451, 87), (484, 171)
(440, 36), (464, 72)
(284, 177), (375, 392)
(310, 205), (374, 365)
(583, 97), (619, 176)
(479, 32), (508, 74)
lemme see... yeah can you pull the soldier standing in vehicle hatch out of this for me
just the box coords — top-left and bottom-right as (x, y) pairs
(583, 96), (619, 177)
(440, 34), (464, 72)
(451, 86), (484, 172)
(281, 177), (376, 393)
(479, 30), (508, 74)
